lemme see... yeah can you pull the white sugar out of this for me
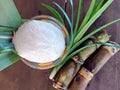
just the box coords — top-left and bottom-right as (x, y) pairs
(13, 20), (65, 63)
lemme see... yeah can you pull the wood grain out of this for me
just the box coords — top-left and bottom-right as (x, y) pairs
(0, 0), (120, 90)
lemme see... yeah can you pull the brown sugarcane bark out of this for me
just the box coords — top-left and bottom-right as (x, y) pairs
(68, 67), (93, 90)
(69, 42), (119, 90)
(53, 60), (81, 90)
(86, 42), (119, 74)
(53, 39), (96, 90)
(53, 32), (110, 90)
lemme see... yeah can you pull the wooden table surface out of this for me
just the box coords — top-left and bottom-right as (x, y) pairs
(0, 0), (120, 90)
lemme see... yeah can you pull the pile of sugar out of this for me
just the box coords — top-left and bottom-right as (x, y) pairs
(13, 20), (65, 63)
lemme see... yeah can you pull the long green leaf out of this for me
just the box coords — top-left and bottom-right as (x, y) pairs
(0, 27), (16, 32)
(74, 0), (113, 43)
(42, 4), (64, 25)
(0, 0), (22, 28)
(70, 0), (74, 31)
(53, 2), (72, 29)
(74, 0), (83, 36)
(77, 0), (96, 33)
(69, 0), (74, 48)
(0, 37), (20, 71)
(0, 52), (21, 71)
(96, 42), (120, 49)
(0, 32), (12, 35)
(70, 18), (120, 53)
(91, 0), (104, 17)
(0, 35), (12, 39)
(0, 39), (13, 51)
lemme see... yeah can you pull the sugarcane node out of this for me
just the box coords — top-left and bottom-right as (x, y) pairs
(72, 55), (79, 61)
(79, 67), (94, 80)
(52, 60), (80, 90)
(97, 31), (110, 42)
(72, 55), (84, 64)
(103, 46), (118, 55)
(53, 81), (62, 89)
(53, 81), (66, 90)
(89, 37), (101, 48)
(77, 58), (84, 65)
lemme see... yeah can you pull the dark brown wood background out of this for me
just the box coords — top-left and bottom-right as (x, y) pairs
(0, 0), (120, 90)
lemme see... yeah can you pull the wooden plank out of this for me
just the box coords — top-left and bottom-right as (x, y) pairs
(0, 0), (120, 90)
(14, 0), (65, 19)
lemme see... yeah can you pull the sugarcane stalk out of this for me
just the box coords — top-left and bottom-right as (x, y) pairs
(52, 32), (110, 90)
(69, 42), (119, 90)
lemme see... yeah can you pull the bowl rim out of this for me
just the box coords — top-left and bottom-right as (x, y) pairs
(22, 15), (70, 69)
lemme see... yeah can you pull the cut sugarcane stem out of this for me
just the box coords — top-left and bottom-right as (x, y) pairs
(86, 41), (119, 74)
(53, 60), (80, 90)
(69, 42), (119, 90)
(52, 32), (110, 90)
(69, 67), (93, 90)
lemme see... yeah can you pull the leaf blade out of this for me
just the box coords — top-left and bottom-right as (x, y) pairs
(0, 0), (22, 28)
(74, 0), (113, 43)
(53, 2), (72, 29)
(0, 52), (21, 71)
(0, 27), (16, 32)
(70, 18), (120, 53)
(91, 0), (104, 17)
(42, 3), (65, 25)
(69, 0), (74, 48)
(77, 0), (96, 33)
(74, 0), (83, 36)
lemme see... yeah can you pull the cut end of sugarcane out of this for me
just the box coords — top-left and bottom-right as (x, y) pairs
(49, 69), (56, 80)
(104, 41), (120, 54)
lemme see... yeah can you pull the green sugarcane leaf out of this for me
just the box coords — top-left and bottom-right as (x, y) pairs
(70, 18), (120, 53)
(96, 42), (120, 49)
(74, 0), (113, 43)
(70, 0), (74, 29)
(42, 4), (64, 25)
(0, 32), (12, 35)
(77, 0), (96, 33)
(0, 35), (12, 39)
(0, 38), (20, 71)
(53, 2), (72, 30)
(0, 27), (16, 32)
(0, 0), (22, 28)
(91, 0), (104, 17)
(0, 39), (13, 51)
(69, 0), (74, 48)
(74, 0), (83, 36)
(0, 52), (21, 71)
